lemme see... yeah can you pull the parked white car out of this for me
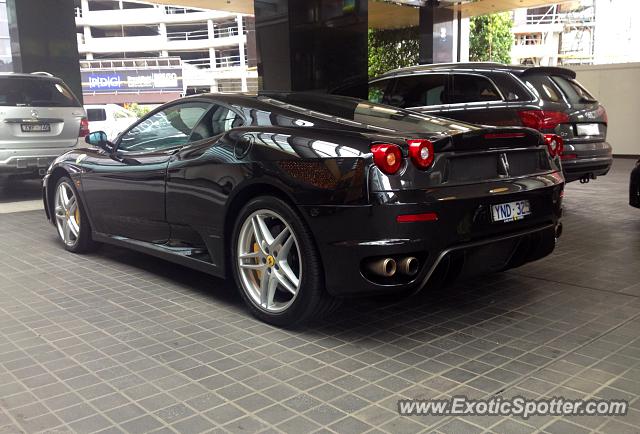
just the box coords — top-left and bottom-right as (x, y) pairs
(85, 104), (138, 142)
(0, 73), (87, 179)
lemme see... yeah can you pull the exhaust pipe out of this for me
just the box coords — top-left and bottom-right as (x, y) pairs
(366, 258), (396, 277)
(398, 257), (419, 276)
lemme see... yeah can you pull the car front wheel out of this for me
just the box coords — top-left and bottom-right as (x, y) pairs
(53, 177), (96, 253)
(231, 196), (339, 326)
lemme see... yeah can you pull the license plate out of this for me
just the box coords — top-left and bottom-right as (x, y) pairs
(576, 123), (600, 136)
(491, 200), (531, 223)
(21, 123), (51, 133)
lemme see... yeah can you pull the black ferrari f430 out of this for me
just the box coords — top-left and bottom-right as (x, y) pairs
(43, 93), (564, 326)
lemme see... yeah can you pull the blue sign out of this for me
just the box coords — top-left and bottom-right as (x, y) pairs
(82, 68), (183, 94)
(87, 74), (123, 90)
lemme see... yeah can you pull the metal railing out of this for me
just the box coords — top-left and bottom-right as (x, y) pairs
(213, 27), (241, 38)
(182, 58), (213, 68)
(182, 55), (248, 69)
(166, 30), (209, 41)
(165, 6), (204, 14)
(79, 57), (182, 70)
(514, 35), (544, 46)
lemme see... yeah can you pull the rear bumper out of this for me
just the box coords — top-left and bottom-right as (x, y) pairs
(562, 141), (613, 182)
(0, 147), (76, 175)
(631, 164), (640, 208)
(301, 173), (564, 296)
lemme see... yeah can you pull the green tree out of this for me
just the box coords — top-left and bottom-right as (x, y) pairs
(368, 27), (419, 78)
(469, 12), (513, 64)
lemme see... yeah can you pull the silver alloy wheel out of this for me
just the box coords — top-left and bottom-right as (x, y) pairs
(237, 209), (302, 313)
(54, 181), (80, 247)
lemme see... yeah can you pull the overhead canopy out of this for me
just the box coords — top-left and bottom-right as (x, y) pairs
(143, 0), (572, 29)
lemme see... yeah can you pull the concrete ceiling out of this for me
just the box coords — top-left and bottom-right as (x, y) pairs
(143, 0), (572, 28)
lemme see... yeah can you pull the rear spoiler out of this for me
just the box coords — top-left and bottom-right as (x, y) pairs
(519, 67), (576, 79)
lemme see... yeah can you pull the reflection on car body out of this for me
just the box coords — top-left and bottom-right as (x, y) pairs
(43, 92), (564, 326)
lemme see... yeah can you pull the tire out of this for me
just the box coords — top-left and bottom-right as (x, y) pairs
(53, 176), (97, 253)
(231, 195), (339, 326)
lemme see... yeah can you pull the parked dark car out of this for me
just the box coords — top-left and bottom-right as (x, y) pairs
(43, 93), (564, 326)
(631, 159), (640, 208)
(364, 62), (612, 183)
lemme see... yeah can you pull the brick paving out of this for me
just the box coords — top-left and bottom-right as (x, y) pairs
(0, 158), (638, 433)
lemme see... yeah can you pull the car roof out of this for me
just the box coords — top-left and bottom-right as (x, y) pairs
(181, 92), (369, 109)
(0, 72), (64, 82)
(374, 62), (576, 80)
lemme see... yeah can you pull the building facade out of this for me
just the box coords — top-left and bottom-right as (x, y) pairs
(76, 0), (258, 104)
(511, 0), (640, 66)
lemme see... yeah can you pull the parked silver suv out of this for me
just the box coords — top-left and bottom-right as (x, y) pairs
(0, 73), (88, 179)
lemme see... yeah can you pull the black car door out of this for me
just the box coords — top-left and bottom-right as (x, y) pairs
(165, 103), (245, 270)
(80, 101), (213, 243)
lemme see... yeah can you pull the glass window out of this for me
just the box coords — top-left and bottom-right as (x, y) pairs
(524, 75), (563, 103)
(551, 76), (597, 103)
(118, 102), (211, 152)
(87, 108), (107, 122)
(388, 74), (447, 108)
(260, 94), (478, 135)
(189, 105), (243, 142)
(113, 109), (135, 119)
(490, 73), (535, 102)
(449, 74), (501, 104)
(368, 80), (390, 104)
(0, 78), (80, 107)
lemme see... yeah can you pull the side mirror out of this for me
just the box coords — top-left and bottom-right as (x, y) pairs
(85, 131), (113, 153)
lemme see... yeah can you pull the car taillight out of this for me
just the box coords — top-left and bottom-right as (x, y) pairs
(518, 110), (569, 130)
(407, 139), (434, 170)
(544, 134), (564, 158)
(371, 143), (402, 175)
(396, 212), (439, 223)
(561, 153), (578, 160)
(79, 117), (90, 137)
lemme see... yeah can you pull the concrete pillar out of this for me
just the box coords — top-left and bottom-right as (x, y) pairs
(207, 19), (215, 40)
(254, 0), (368, 97)
(209, 47), (216, 69)
(419, 3), (455, 64)
(6, 0), (83, 102)
(237, 15), (246, 67)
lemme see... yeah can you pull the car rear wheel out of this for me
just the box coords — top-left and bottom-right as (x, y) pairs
(231, 196), (339, 326)
(53, 177), (96, 253)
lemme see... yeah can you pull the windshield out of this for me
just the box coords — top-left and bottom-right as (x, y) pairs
(0, 77), (81, 107)
(260, 94), (476, 134)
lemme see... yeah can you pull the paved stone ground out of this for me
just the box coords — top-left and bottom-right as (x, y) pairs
(0, 158), (639, 434)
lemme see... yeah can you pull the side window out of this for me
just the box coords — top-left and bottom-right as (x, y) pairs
(449, 74), (501, 104)
(189, 105), (243, 142)
(368, 80), (390, 104)
(524, 75), (562, 103)
(387, 74), (447, 108)
(118, 102), (211, 152)
(87, 108), (107, 122)
(490, 73), (535, 102)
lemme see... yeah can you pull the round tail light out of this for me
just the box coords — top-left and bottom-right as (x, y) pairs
(407, 139), (434, 170)
(544, 134), (564, 158)
(371, 144), (402, 175)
